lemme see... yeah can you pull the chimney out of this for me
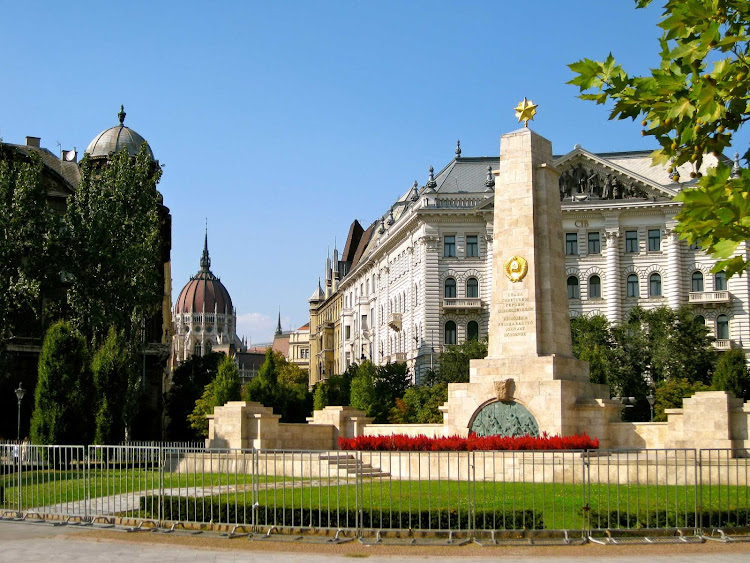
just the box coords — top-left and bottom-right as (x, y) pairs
(25, 136), (41, 148)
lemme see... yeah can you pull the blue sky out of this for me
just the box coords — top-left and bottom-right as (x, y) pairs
(2, 1), (747, 344)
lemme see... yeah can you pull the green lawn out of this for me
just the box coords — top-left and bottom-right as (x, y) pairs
(3, 467), (749, 531)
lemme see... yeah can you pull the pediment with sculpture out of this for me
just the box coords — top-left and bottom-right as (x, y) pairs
(555, 153), (675, 204)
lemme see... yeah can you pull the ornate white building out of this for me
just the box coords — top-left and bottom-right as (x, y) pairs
(310, 139), (746, 384)
(172, 234), (245, 365)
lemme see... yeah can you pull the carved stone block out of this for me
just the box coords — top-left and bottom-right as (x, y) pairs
(494, 378), (515, 402)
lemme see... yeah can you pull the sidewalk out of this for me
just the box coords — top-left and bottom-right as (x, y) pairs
(3, 520), (750, 562)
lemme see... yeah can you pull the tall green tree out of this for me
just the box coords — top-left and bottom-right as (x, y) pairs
(92, 327), (134, 444)
(371, 362), (411, 423)
(165, 352), (223, 440)
(570, 306), (716, 421)
(188, 355), (241, 437)
(569, 0), (750, 277)
(313, 364), (357, 410)
(0, 145), (58, 343)
(30, 321), (94, 445)
(244, 350), (313, 422)
(65, 145), (162, 343)
(349, 361), (377, 416)
(713, 348), (750, 399)
(437, 338), (488, 383)
(571, 314), (614, 385)
(244, 348), (279, 408)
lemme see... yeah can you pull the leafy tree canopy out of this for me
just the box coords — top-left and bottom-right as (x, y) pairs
(65, 146), (162, 343)
(166, 352), (223, 441)
(437, 338), (488, 383)
(569, 0), (750, 277)
(349, 361), (377, 416)
(244, 350), (313, 422)
(570, 306), (716, 421)
(188, 355), (241, 437)
(712, 347), (750, 399)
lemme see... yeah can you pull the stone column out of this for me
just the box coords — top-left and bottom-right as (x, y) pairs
(665, 225), (683, 309)
(487, 128), (571, 359)
(604, 230), (622, 324)
(421, 231), (440, 360)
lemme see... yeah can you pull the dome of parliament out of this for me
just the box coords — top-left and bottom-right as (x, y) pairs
(174, 234), (233, 315)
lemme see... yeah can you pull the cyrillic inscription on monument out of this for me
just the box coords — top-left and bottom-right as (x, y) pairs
(498, 289), (534, 338)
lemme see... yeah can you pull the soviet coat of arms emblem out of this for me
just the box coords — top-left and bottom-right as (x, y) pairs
(504, 255), (528, 282)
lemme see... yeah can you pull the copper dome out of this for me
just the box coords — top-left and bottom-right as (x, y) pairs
(175, 234), (233, 315)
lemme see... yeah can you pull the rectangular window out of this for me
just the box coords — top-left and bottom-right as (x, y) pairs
(587, 232), (600, 254)
(565, 233), (578, 255)
(648, 229), (661, 251)
(345, 325), (351, 340)
(625, 230), (638, 253)
(444, 236), (456, 257)
(466, 235), (479, 257)
(361, 314), (368, 331)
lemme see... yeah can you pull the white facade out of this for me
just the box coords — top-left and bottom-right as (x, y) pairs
(318, 145), (746, 383)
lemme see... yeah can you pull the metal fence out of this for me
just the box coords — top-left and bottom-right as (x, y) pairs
(1, 445), (749, 540)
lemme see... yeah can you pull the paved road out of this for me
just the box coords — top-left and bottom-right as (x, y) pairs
(3, 519), (750, 562)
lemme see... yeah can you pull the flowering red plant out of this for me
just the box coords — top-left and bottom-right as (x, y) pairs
(338, 432), (599, 451)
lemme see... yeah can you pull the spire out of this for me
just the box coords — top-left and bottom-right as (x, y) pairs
(200, 225), (211, 272)
(485, 165), (495, 191)
(411, 180), (420, 200)
(118, 104), (126, 125)
(455, 139), (461, 159)
(275, 310), (282, 336)
(426, 166), (437, 192)
(732, 152), (741, 179)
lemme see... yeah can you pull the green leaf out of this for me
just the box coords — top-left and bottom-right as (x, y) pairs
(667, 97), (696, 120)
(712, 238), (740, 258)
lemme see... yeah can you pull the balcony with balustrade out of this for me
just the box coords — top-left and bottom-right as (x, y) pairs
(443, 298), (483, 311)
(688, 291), (731, 305)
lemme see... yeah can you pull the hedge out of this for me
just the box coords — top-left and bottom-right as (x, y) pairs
(139, 495), (544, 530)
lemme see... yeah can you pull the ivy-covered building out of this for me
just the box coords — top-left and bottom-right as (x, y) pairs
(0, 107), (172, 439)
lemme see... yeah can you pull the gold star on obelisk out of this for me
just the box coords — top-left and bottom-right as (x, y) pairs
(514, 97), (538, 128)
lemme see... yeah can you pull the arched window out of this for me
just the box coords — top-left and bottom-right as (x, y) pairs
(692, 271), (704, 292)
(467, 321), (479, 341)
(715, 271), (727, 291)
(445, 321), (457, 345)
(445, 278), (456, 298)
(627, 274), (639, 298)
(649, 273), (662, 297)
(717, 314), (729, 340)
(694, 315), (705, 326)
(567, 276), (580, 299)
(589, 275), (601, 299)
(466, 277), (479, 298)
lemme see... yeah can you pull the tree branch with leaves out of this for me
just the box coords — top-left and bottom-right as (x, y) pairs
(569, 0), (750, 276)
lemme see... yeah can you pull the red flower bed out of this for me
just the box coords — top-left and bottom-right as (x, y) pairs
(338, 432), (598, 451)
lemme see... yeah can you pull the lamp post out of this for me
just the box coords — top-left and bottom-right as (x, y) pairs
(647, 391), (656, 422)
(14, 383), (25, 442)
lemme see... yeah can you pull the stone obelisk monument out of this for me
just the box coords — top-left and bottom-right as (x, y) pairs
(440, 101), (618, 440)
